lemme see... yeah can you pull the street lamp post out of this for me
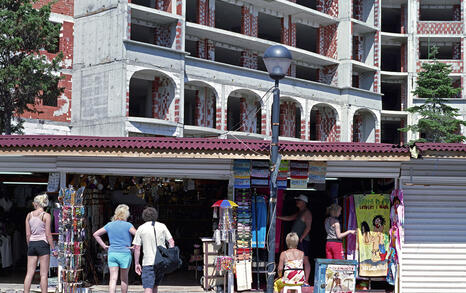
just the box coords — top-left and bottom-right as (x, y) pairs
(263, 45), (292, 293)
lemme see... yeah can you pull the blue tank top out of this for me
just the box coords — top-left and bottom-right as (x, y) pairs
(104, 220), (133, 253)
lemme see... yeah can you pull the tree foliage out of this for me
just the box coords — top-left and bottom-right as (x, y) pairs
(400, 47), (466, 143)
(0, 0), (63, 134)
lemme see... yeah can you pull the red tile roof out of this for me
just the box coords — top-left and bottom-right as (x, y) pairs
(0, 135), (409, 154)
(415, 143), (466, 153)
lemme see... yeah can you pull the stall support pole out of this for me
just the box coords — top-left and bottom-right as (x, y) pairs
(266, 80), (280, 293)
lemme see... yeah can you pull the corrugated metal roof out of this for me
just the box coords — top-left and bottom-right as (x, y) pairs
(0, 135), (409, 153)
(415, 143), (466, 153)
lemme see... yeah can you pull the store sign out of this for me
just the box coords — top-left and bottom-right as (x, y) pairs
(354, 194), (390, 277)
(308, 162), (327, 184)
(47, 172), (60, 192)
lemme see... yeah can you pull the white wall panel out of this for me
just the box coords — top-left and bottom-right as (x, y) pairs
(400, 159), (466, 293)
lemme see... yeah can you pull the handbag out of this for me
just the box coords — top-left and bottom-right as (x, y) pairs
(152, 221), (182, 274)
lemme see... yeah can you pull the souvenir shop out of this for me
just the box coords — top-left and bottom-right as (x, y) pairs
(0, 135), (420, 293)
(224, 159), (407, 293)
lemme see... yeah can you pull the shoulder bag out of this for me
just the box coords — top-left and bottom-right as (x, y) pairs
(152, 221), (182, 274)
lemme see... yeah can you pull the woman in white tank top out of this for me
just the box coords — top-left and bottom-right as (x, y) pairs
(24, 193), (58, 293)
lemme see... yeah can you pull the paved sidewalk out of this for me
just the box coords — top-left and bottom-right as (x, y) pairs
(0, 284), (205, 293)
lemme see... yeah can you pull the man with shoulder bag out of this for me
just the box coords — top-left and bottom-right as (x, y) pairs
(133, 207), (178, 293)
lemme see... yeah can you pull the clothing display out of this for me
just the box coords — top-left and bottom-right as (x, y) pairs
(251, 196), (266, 248)
(346, 196), (357, 260)
(0, 234), (12, 268)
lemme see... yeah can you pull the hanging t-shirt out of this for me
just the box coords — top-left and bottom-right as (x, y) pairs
(104, 220), (134, 253)
(252, 197), (267, 248)
(0, 235), (13, 268)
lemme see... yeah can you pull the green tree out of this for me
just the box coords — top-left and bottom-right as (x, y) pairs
(0, 0), (63, 134)
(400, 47), (466, 143)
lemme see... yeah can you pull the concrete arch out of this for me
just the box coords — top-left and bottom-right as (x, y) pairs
(279, 96), (304, 139)
(226, 89), (263, 134)
(129, 69), (177, 121)
(353, 108), (377, 142)
(310, 103), (340, 142)
(184, 80), (218, 128)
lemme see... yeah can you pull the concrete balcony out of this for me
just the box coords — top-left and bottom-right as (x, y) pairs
(242, 0), (338, 27)
(381, 32), (408, 45)
(126, 117), (181, 137)
(185, 22), (339, 67)
(129, 3), (181, 25)
(352, 19), (378, 34)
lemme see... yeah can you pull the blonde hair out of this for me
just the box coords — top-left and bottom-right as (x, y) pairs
(286, 232), (299, 249)
(34, 193), (49, 208)
(327, 203), (342, 217)
(112, 204), (130, 221)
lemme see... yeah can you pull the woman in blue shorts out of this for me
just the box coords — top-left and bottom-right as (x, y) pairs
(94, 204), (136, 293)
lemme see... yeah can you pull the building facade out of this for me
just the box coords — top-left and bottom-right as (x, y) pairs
(27, 0), (466, 143)
(20, 0), (74, 135)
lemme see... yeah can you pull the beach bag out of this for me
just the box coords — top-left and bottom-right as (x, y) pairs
(152, 221), (182, 274)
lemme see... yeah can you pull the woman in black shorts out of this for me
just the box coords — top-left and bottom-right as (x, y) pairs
(24, 193), (58, 293)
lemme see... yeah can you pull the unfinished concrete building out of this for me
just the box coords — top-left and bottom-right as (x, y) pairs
(30, 0), (461, 144)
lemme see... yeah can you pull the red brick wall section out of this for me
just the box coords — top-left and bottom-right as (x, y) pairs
(216, 106), (224, 130)
(240, 51), (258, 69)
(317, 0), (338, 17)
(33, 0), (73, 17)
(197, 1), (215, 59)
(152, 77), (174, 120)
(280, 102), (297, 138)
(198, 0), (208, 25)
(352, 114), (363, 142)
(318, 65), (338, 86)
(23, 20), (73, 122)
(374, 32), (380, 92)
(312, 106), (339, 142)
(239, 97), (258, 133)
(375, 128), (380, 143)
(176, 0), (182, 16)
(156, 0), (171, 12)
(281, 16), (296, 77)
(195, 88), (215, 128)
(154, 24), (172, 47)
(197, 40), (206, 59)
(352, 0), (362, 20)
(319, 24), (338, 59)
(175, 20), (182, 50)
(22, 74), (72, 122)
(197, 39), (215, 60)
(301, 118), (306, 140)
(261, 113), (267, 135)
(281, 16), (296, 47)
(241, 5), (258, 37)
(417, 22), (463, 34)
